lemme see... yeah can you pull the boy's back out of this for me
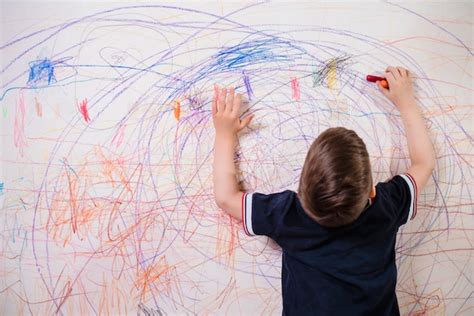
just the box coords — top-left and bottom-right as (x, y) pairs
(242, 173), (416, 315)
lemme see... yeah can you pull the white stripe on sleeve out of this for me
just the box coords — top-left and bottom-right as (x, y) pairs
(244, 193), (255, 235)
(399, 174), (416, 221)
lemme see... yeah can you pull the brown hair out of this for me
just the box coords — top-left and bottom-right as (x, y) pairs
(298, 127), (372, 228)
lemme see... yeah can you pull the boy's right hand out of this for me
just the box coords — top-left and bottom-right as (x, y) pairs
(378, 66), (416, 109)
(212, 85), (254, 137)
(378, 66), (435, 195)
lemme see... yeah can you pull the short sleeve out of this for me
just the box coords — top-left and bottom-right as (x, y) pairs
(378, 173), (418, 225)
(241, 190), (296, 238)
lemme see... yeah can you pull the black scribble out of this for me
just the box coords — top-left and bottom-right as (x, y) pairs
(138, 303), (165, 316)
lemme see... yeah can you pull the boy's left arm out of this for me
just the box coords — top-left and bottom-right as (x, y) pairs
(212, 86), (254, 220)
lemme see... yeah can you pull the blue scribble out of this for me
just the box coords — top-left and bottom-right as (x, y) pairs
(0, 182), (3, 195)
(213, 39), (292, 70)
(172, 38), (297, 96)
(27, 58), (56, 86)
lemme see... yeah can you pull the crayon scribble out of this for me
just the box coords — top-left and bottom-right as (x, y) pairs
(0, 2), (472, 316)
(27, 58), (56, 86)
(312, 56), (351, 89)
(13, 91), (27, 156)
(243, 71), (254, 100)
(34, 97), (42, 117)
(291, 77), (300, 101)
(174, 100), (181, 121)
(78, 98), (90, 123)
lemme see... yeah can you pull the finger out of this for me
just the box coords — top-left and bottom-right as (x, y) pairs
(386, 66), (400, 79)
(212, 85), (218, 115)
(239, 114), (254, 130)
(377, 81), (390, 96)
(397, 67), (407, 77)
(226, 87), (234, 113)
(384, 71), (396, 85)
(218, 87), (227, 112)
(233, 92), (242, 113)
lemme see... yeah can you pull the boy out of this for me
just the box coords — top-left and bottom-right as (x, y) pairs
(212, 66), (435, 315)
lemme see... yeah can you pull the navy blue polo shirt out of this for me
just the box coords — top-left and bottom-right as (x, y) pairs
(242, 174), (417, 316)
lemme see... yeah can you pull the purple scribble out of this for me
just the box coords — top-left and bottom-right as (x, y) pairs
(243, 71), (253, 100)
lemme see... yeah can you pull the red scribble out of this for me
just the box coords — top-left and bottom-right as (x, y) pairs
(291, 77), (300, 101)
(78, 98), (91, 123)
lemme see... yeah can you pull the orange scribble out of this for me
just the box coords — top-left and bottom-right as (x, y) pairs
(174, 100), (181, 121)
(47, 156), (101, 244)
(98, 274), (129, 315)
(95, 146), (129, 189)
(134, 256), (176, 301)
(215, 214), (237, 268)
(106, 163), (143, 242)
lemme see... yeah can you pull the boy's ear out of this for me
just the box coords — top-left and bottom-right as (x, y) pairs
(370, 186), (376, 198)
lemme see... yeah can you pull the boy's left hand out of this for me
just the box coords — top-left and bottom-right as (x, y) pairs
(212, 85), (254, 136)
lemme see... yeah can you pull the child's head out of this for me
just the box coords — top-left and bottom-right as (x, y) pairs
(298, 127), (373, 228)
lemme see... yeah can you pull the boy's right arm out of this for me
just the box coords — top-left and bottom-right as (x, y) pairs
(378, 66), (435, 193)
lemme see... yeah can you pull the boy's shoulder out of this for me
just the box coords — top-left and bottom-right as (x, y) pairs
(243, 189), (324, 240)
(242, 189), (297, 236)
(243, 174), (417, 241)
(375, 174), (418, 223)
(245, 189), (296, 211)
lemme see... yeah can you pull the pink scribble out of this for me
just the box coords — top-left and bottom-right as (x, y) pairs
(13, 91), (28, 156)
(291, 77), (300, 101)
(78, 98), (91, 123)
(111, 124), (126, 148)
